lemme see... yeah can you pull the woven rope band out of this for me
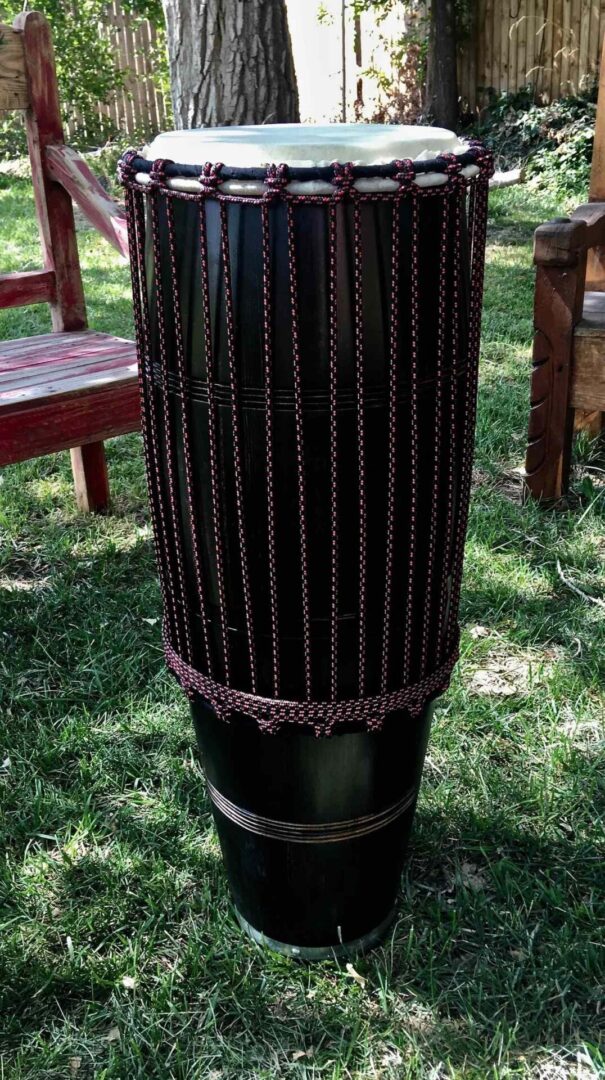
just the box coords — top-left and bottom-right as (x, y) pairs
(164, 634), (459, 734)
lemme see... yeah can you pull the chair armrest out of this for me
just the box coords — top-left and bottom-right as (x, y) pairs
(571, 202), (605, 249)
(534, 204), (605, 266)
(534, 217), (587, 267)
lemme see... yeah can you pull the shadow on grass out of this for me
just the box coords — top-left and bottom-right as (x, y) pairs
(2, 759), (602, 1072)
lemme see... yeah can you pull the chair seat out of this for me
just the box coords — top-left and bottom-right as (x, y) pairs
(0, 329), (140, 466)
(571, 292), (605, 412)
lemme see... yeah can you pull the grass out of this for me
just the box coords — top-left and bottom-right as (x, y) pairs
(0, 180), (604, 1080)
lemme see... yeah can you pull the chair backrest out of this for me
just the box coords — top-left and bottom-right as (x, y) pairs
(590, 32), (605, 203)
(0, 11), (87, 332)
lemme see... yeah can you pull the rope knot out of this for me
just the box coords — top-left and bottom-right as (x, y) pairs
(149, 158), (173, 188)
(393, 158), (416, 194)
(439, 152), (463, 190)
(466, 140), (495, 180)
(117, 148), (139, 185)
(264, 162), (289, 200)
(331, 161), (355, 200)
(199, 161), (224, 191)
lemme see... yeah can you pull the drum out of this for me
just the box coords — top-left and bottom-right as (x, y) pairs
(119, 125), (492, 958)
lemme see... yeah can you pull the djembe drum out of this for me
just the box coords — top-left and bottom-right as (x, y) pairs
(119, 125), (492, 959)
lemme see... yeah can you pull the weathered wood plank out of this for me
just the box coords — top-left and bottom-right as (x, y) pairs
(560, 0), (572, 94)
(589, 31), (605, 200)
(550, 0), (564, 100)
(0, 269), (55, 309)
(501, 0), (510, 93)
(0, 356), (137, 397)
(525, 221), (587, 500)
(45, 145), (129, 259)
(0, 328), (132, 365)
(525, 0), (537, 93)
(0, 22), (28, 110)
(578, 0), (592, 91)
(0, 330), (137, 401)
(1, 358), (137, 400)
(516, 0), (528, 89)
(571, 335), (605, 410)
(0, 381), (140, 466)
(15, 10), (87, 333)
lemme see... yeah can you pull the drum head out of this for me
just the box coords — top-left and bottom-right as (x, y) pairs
(144, 122), (468, 169)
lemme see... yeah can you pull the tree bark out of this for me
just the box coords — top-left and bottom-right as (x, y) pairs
(425, 0), (458, 131)
(161, 0), (300, 129)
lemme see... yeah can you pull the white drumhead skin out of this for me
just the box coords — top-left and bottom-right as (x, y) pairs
(144, 123), (468, 168)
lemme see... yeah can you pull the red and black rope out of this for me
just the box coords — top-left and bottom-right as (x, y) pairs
(120, 147), (493, 734)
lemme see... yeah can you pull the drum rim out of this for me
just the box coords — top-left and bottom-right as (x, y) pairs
(121, 143), (488, 183)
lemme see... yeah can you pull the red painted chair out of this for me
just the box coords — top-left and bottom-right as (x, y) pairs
(0, 11), (138, 512)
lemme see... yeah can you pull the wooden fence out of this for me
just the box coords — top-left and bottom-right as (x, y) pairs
(460, 0), (605, 110)
(65, 0), (170, 142)
(66, 1), (605, 142)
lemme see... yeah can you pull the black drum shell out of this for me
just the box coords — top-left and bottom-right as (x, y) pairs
(192, 697), (433, 953)
(122, 158), (487, 953)
(146, 192), (470, 701)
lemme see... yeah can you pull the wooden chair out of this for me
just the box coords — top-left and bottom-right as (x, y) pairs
(0, 11), (138, 512)
(524, 39), (605, 501)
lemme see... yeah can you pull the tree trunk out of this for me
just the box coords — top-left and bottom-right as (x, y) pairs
(425, 0), (458, 131)
(161, 0), (300, 129)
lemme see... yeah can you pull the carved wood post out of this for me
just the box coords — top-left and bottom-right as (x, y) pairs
(15, 10), (110, 512)
(15, 10), (87, 333)
(524, 218), (587, 501)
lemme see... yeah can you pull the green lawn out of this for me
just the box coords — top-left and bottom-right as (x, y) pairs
(0, 180), (603, 1080)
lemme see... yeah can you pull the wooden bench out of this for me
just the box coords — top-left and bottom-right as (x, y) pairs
(0, 11), (139, 512)
(524, 37), (605, 501)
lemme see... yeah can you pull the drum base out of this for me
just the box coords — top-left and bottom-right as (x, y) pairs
(193, 698), (434, 956)
(235, 906), (396, 960)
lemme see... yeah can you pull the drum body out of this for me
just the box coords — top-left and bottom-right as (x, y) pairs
(120, 127), (491, 957)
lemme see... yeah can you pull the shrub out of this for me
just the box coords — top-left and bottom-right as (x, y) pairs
(0, 0), (167, 160)
(475, 88), (597, 202)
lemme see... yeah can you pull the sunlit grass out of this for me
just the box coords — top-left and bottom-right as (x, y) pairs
(0, 180), (603, 1078)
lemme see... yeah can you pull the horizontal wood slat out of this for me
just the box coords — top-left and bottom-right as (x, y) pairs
(0, 23), (28, 110)
(0, 269), (55, 309)
(0, 329), (134, 371)
(0, 329), (139, 466)
(0, 381), (140, 465)
(0, 330), (137, 412)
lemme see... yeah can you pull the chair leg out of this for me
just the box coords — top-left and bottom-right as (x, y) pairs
(70, 442), (110, 513)
(524, 251), (586, 503)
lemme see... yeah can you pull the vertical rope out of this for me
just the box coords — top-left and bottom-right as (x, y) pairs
(402, 189), (420, 686)
(261, 202), (280, 698)
(149, 189), (193, 665)
(380, 194), (401, 693)
(125, 188), (180, 652)
(286, 201), (312, 700)
(219, 201), (257, 693)
(328, 203), (339, 701)
(446, 177), (490, 654)
(353, 199), (368, 696)
(437, 186), (460, 665)
(164, 197), (213, 676)
(420, 193), (447, 677)
(198, 200), (231, 685)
